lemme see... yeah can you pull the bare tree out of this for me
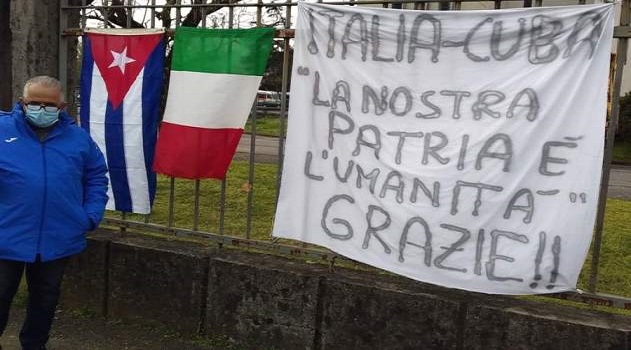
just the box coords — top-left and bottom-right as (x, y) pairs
(83, 0), (242, 30)
(1, 1), (63, 108)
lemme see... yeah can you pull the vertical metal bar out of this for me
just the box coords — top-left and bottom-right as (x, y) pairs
(193, 179), (201, 231)
(219, 178), (226, 235)
(535, 0), (543, 7)
(494, 0), (501, 9)
(453, 0), (462, 11)
(120, 0), (133, 233)
(228, 6), (234, 29)
(103, 0), (109, 27)
(176, 0), (182, 27)
(201, 1), (207, 28)
(120, 211), (127, 234)
(275, 0), (292, 203)
(58, 0), (69, 100)
(218, 0), (235, 238)
(126, 0), (132, 28)
(81, 0), (87, 28)
(145, 5), (155, 225)
(256, 0), (263, 26)
(150, 0), (156, 28)
(589, 0), (629, 292)
(523, 0), (532, 7)
(246, 102), (257, 239)
(168, 177), (175, 228)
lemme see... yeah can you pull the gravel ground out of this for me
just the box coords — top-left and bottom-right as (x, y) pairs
(1, 306), (239, 350)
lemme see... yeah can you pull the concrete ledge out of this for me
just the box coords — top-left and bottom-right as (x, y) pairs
(60, 232), (631, 349)
(464, 298), (631, 350)
(60, 230), (121, 314)
(318, 269), (463, 350)
(206, 250), (326, 350)
(107, 234), (211, 334)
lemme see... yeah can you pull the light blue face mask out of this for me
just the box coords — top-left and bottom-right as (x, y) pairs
(24, 108), (59, 128)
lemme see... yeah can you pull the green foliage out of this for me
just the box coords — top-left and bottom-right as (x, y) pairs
(577, 198), (631, 297)
(612, 139), (631, 163)
(244, 115), (282, 137)
(616, 92), (631, 141)
(116, 160), (278, 240)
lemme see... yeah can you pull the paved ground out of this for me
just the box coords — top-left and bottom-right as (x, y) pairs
(2, 305), (236, 350)
(234, 134), (283, 164)
(608, 165), (631, 200)
(2, 287), (629, 349)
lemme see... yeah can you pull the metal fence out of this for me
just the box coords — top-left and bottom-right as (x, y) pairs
(59, 0), (631, 309)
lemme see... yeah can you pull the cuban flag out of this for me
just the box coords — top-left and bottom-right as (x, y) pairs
(80, 29), (165, 214)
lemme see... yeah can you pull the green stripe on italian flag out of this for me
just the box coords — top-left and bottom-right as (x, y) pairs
(153, 27), (274, 179)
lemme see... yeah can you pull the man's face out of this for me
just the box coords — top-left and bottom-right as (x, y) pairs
(22, 84), (65, 110)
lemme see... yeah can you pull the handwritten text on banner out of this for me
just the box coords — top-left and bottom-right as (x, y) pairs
(273, 3), (614, 295)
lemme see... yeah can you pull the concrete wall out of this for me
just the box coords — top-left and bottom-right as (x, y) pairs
(61, 229), (631, 350)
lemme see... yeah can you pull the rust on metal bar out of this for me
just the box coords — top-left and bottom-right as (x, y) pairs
(614, 25), (631, 38)
(548, 292), (631, 310)
(103, 217), (335, 262)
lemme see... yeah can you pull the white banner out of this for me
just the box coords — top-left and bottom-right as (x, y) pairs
(273, 3), (614, 294)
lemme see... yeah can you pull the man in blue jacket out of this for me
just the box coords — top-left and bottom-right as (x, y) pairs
(0, 76), (108, 350)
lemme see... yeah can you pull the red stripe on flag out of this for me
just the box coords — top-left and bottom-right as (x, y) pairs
(153, 122), (243, 179)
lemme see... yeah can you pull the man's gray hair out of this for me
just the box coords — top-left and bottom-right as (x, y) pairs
(22, 76), (64, 101)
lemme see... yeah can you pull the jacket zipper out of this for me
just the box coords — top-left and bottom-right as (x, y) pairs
(36, 141), (47, 257)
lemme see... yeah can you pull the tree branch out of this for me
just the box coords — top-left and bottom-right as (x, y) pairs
(181, 0), (244, 28)
(100, 0), (146, 28)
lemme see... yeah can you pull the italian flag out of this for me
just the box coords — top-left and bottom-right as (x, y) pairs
(153, 27), (274, 179)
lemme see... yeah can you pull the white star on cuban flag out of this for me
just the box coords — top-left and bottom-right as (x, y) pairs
(107, 47), (136, 74)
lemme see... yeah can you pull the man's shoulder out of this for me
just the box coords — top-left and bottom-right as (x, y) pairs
(0, 110), (17, 125)
(62, 121), (94, 145)
(0, 109), (14, 117)
(64, 120), (87, 134)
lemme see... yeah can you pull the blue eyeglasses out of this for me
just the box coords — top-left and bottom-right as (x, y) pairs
(25, 102), (60, 113)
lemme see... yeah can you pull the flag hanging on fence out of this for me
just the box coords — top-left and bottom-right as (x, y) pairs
(153, 27), (275, 179)
(80, 28), (165, 214)
(273, 3), (615, 295)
